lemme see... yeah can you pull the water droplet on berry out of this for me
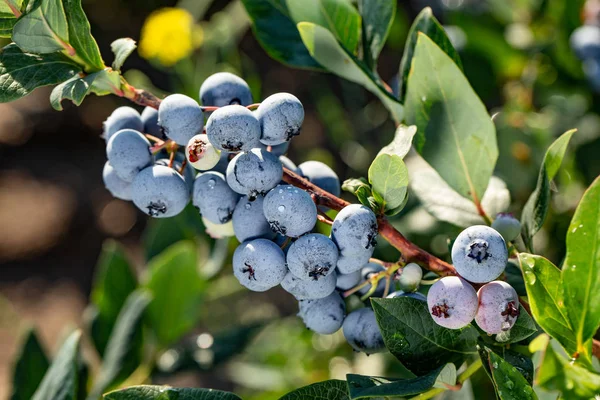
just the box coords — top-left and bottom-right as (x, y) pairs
(278, 189), (283, 194)
(278, 205), (286, 212)
(207, 179), (216, 188)
(244, 203), (251, 210)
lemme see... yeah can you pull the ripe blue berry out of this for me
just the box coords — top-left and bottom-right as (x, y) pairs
(232, 195), (275, 242)
(491, 213), (521, 242)
(186, 134), (221, 171)
(331, 204), (378, 274)
(199, 72), (253, 107)
(451, 225), (508, 283)
(103, 106), (143, 141)
(336, 270), (362, 291)
(398, 263), (423, 293)
(342, 308), (385, 354)
(158, 94), (204, 145)
(298, 292), (346, 334)
(570, 25), (600, 60)
(102, 162), (132, 201)
(141, 106), (162, 137)
(206, 105), (261, 152)
(281, 271), (337, 300)
(106, 129), (152, 182)
(298, 161), (341, 197)
(256, 93), (304, 145)
(226, 149), (283, 198)
(131, 165), (189, 218)
(192, 171), (240, 224)
(154, 154), (196, 193)
(263, 185), (317, 237)
(233, 239), (287, 291)
(427, 276), (478, 329)
(287, 234), (339, 281)
(475, 281), (520, 334)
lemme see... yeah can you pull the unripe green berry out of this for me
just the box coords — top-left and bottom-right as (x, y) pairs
(398, 263), (423, 293)
(491, 213), (521, 242)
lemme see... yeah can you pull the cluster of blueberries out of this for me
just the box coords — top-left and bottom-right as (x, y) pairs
(101, 71), (524, 353)
(570, 0), (600, 90)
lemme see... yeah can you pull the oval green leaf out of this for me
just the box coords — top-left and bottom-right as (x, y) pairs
(368, 154), (408, 215)
(279, 380), (349, 400)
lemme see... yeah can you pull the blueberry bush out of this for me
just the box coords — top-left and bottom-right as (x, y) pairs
(1, 0), (600, 399)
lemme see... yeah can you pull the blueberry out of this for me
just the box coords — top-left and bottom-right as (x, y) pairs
(103, 106), (143, 141)
(226, 149), (283, 198)
(131, 165), (190, 218)
(233, 239), (287, 291)
(155, 155), (196, 194)
(398, 263), (423, 293)
(232, 195), (275, 242)
(186, 134), (221, 171)
(386, 291), (427, 301)
(106, 129), (152, 182)
(336, 270), (362, 291)
(206, 105), (261, 152)
(427, 276), (478, 329)
(202, 217), (235, 239)
(141, 106), (162, 137)
(342, 308), (385, 354)
(102, 162), (132, 201)
(257, 93), (304, 145)
(158, 94), (204, 145)
(357, 263), (387, 297)
(287, 233), (339, 281)
(491, 213), (521, 242)
(298, 161), (341, 197)
(331, 204), (378, 274)
(192, 171), (240, 224)
(451, 225), (508, 283)
(199, 72), (253, 107)
(298, 292), (346, 334)
(475, 281), (520, 334)
(263, 185), (317, 237)
(570, 25), (600, 60)
(279, 155), (301, 175)
(281, 270), (337, 300)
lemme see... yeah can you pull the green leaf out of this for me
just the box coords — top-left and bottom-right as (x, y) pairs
(32, 330), (81, 400)
(341, 177), (369, 195)
(404, 33), (497, 203)
(357, 0), (395, 67)
(297, 21), (403, 122)
(279, 380), (349, 400)
(0, 43), (80, 103)
(372, 297), (478, 376)
(561, 175), (600, 356)
(62, 0), (104, 71)
(0, 13), (17, 38)
(12, 0), (69, 53)
(534, 335), (600, 400)
(50, 69), (120, 110)
(11, 330), (50, 400)
(144, 242), (206, 347)
(89, 240), (137, 357)
(482, 348), (537, 400)
(377, 125), (417, 159)
(346, 366), (446, 399)
(368, 154), (408, 215)
(406, 154), (510, 228)
(521, 129), (576, 250)
(88, 290), (151, 399)
(104, 386), (242, 400)
(398, 7), (462, 103)
(110, 38), (136, 71)
(0, 0), (23, 14)
(517, 253), (577, 357)
(241, 0), (322, 70)
(320, 0), (361, 53)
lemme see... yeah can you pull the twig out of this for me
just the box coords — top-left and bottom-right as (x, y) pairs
(178, 159), (187, 174)
(168, 151), (176, 168)
(246, 103), (261, 110)
(317, 214), (333, 225)
(145, 134), (164, 144)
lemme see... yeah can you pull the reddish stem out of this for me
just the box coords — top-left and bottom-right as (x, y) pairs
(317, 214), (333, 225)
(246, 103), (261, 110)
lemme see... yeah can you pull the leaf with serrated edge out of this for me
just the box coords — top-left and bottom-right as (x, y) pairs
(111, 38), (136, 71)
(11, 329), (50, 400)
(358, 0), (395, 67)
(13, 0), (69, 53)
(62, 0), (105, 71)
(521, 129), (576, 250)
(561, 175), (600, 356)
(32, 330), (81, 400)
(378, 125), (417, 159)
(87, 291), (151, 399)
(279, 380), (349, 400)
(372, 297), (478, 376)
(104, 385), (242, 400)
(297, 21), (403, 122)
(368, 154), (408, 213)
(404, 33), (497, 202)
(0, 43), (80, 103)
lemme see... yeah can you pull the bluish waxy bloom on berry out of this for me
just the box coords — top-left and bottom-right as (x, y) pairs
(206, 105), (261, 152)
(331, 204), (378, 274)
(475, 281), (520, 334)
(281, 271), (337, 300)
(256, 92), (304, 146)
(158, 94), (204, 145)
(226, 149), (283, 198)
(106, 129), (152, 182)
(342, 308), (385, 354)
(298, 292), (345, 334)
(263, 185), (317, 237)
(192, 171), (240, 224)
(233, 239), (287, 291)
(200, 72), (253, 107)
(103, 106), (144, 141)
(287, 234), (338, 281)
(451, 225), (508, 283)
(131, 165), (189, 218)
(232, 195), (275, 243)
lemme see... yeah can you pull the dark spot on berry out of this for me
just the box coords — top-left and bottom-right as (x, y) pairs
(366, 223), (378, 249)
(431, 301), (452, 318)
(308, 265), (330, 280)
(147, 201), (167, 217)
(269, 220), (286, 235)
(285, 127), (301, 141)
(467, 239), (491, 263)
(222, 140), (243, 152)
(500, 300), (519, 329)
(242, 262), (257, 280)
(229, 98), (241, 105)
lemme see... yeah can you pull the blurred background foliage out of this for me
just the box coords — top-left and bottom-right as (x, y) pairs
(0, 0), (598, 398)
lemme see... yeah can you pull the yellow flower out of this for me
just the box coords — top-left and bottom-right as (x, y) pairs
(139, 7), (204, 67)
